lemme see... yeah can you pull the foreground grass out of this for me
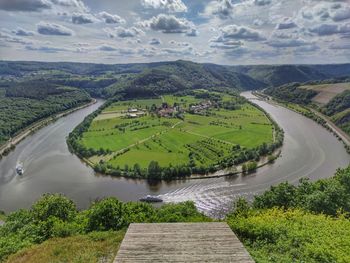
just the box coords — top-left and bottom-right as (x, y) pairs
(228, 208), (350, 263)
(6, 230), (125, 263)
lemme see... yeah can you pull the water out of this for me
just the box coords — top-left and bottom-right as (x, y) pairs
(0, 93), (348, 217)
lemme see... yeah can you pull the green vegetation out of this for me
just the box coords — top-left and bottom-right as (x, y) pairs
(264, 81), (350, 153)
(6, 230), (125, 263)
(0, 194), (210, 262)
(228, 208), (350, 263)
(264, 82), (317, 105)
(68, 90), (281, 179)
(323, 90), (350, 116)
(2, 167), (350, 263)
(227, 166), (350, 263)
(0, 81), (91, 147)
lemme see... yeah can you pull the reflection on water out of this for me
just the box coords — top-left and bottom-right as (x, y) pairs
(0, 93), (348, 217)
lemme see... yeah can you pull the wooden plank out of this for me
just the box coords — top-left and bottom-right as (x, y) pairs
(114, 222), (255, 263)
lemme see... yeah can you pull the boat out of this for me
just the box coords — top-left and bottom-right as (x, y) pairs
(139, 195), (163, 203)
(16, 164), (24, 175)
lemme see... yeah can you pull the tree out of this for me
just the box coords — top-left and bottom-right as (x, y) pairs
(86, 197), (125, 231)
(133, 163), (141, 176)
(148, 161), (162, 180)
(31, 193), (77, 222)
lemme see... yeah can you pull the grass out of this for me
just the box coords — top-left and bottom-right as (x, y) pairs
(228, 208), (350, 263)
(79, 93), (273, 169)
(5, 230), (125, 263)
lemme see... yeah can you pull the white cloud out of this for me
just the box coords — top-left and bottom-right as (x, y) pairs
(0, 0), (51, 12)
(98, 11), (125, 24)
(105, 26), (144, 38)
(37, 21), (74, 35)
(309, 22), (350, 36)
(141, 14), (194, 34)
(12, 27), (35, 36)
(149, 38), (161, 45)
(212, 25), (265, 42)
(276, 18), (297, 30)
(72, 13), (97, 24)
(141, 0), (187, 13)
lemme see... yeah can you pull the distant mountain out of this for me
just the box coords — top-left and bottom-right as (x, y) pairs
(233, 64), (350, 87)
(1, 60), (350, 97)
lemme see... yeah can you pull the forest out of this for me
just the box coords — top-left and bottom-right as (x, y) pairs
(0, 81), (91, 146)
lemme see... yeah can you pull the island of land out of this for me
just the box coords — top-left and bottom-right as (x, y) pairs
(68, 90), (283, 180)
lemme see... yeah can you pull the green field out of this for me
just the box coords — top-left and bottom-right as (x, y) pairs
(77, 91), (274, 175)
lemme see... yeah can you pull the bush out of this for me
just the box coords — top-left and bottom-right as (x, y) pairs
(86, 197), (125, 232)
(227, 208), (350, 263)
(123, 202), (156, 224)
(31, 193), (77, 222)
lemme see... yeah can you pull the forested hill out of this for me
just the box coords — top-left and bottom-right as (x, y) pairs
(1, 60), (350, 98)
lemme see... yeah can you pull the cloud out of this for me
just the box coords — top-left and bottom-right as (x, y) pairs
(254, 0), (271, 6)
(142, 14), (194, 33)
(149, 38), (161, 45)
(332, 6), (350, 21)
(329, 43), (350, 49)
(161, 46), (194, 56)
(98, 44), (117, 51)
(169, 40), (191, 46)
(276, 18), (297, 30)
(115, 26), (144, 38)
(50, 0), (88, 13)
(0, 32), (33, 45)
(309, 22), (350, 36)
(186, 28), (198, 37)
(205, 0), (234, 19)
(141, 0), (187, 13)
(25, 45), (68, 53)
(98, 11), (125, 24)
(299, 2), (350, 23)
(12, 27), (35, 36)
(210, 41), (243, 50)
(212, 25), (265, 43)
(37, 21), (74, 35)
(0, 0), (51, 12)
(267, 38), (311, 48)
(72, 13), (97, 24)
(105, 26), (144, 38)
(294, 44), (320, 54)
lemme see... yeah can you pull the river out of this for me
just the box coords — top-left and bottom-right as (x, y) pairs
(0, 93), (348, 217)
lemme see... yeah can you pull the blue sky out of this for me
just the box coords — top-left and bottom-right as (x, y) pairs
(1, 0), (350, 65)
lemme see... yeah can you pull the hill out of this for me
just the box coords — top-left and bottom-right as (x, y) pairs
(2, 61), (350, 99)
(264, 80), (350, 138)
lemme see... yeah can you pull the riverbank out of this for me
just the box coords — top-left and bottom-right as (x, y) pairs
(254, 91), (350, 150)
(0, 99), (97, 157)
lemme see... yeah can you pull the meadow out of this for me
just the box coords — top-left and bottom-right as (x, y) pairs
(78, 91), (274, 174)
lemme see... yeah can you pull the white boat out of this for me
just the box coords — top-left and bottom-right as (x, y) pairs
(139, 195), (163, 203)
(16, 164), (24, 175)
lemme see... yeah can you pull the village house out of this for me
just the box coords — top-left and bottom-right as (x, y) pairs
(190, 100), (212, 113)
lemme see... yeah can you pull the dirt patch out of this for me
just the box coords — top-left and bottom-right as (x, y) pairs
(300, 82), (350, 105)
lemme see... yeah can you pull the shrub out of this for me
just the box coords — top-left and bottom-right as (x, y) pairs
(86, 197), (125, 231)
(31, 193), (77, 222)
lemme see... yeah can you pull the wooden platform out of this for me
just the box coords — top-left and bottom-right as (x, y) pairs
(114, 222), (255, 262)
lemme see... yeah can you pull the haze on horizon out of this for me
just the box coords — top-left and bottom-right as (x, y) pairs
(1, 0), (350, 65)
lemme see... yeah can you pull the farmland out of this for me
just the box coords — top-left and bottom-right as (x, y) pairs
(300, 82), (350, 105)
(71, 91), (278, 179)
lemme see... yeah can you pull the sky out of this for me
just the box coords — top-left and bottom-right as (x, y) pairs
(1, 0), (350, 65)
